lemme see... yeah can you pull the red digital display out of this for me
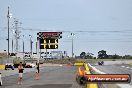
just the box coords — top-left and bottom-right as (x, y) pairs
(42, 32), (58, 37)
(38, 32), (62, 39)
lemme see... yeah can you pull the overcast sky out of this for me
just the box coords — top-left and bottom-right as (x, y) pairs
(0, 0), (132, 56)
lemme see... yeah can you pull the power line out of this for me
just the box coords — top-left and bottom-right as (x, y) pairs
(60, 40), (132, 42)
(1, 26), (132, 33)
(20, 28), (132, 33)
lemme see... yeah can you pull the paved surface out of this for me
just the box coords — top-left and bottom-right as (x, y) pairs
(94, 64), (132, 86)
(0, 66), (83, 88)
(95, 60), (132, 65)
(0, 68), (34, 77)
(0, 64), (63, 77)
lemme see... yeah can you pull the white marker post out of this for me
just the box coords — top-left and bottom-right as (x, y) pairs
(0, 73), (2, 86)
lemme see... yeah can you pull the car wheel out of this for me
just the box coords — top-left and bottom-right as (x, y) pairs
(79, 76), (87, 85)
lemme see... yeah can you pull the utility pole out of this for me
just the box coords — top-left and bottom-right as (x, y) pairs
(70, 33), (75, 58)
(12, 39), (13, 53)
(14, 19), (21, 58)
(29, 35), (33, 62)
(23, 35), (25, 61)
(31, 40), (32, 56)
(68, 33), (75, 58)
(7, 7), (10, 62)
(72, 36), (73, 58)
(36, 42), (37, 53)
(46, 47), (47, 60)
(15, 20), (18, 55)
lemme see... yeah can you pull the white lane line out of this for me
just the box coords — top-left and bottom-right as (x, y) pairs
(59, 65), (62, 66)
(121, 66), (125, 68)
(126, 67), (130, 69)
(121, 66), (132, 69)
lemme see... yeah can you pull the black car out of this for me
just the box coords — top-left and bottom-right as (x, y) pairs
(5, 63), (14, 70)
(98, 61), (104, 65)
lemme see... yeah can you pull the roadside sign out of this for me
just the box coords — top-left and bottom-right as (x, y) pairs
(37, 32), (62, 49)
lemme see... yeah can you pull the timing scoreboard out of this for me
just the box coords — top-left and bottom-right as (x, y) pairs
(37, 32), (62, 49)
(40, 38), (58, 49)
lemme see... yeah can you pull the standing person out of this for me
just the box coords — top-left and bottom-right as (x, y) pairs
(35, 62), (40, 80)
(18, 62), (24, 84)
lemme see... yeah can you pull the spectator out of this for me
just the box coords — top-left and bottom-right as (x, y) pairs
(17, 62), (24, 84)
(35, 62), (40, 80)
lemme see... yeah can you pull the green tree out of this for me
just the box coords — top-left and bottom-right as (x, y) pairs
(112, 54), (121, 59)
(123, 55), (132, 59)
(98, 50), (108, 59)
(85, 52), (94, 59)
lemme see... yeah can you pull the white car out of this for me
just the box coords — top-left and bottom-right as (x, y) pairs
(25, 63), (35, 68)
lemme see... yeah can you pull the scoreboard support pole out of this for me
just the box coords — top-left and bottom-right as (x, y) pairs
(39, 38), (41, 63)
(46, 43), (47, 60)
